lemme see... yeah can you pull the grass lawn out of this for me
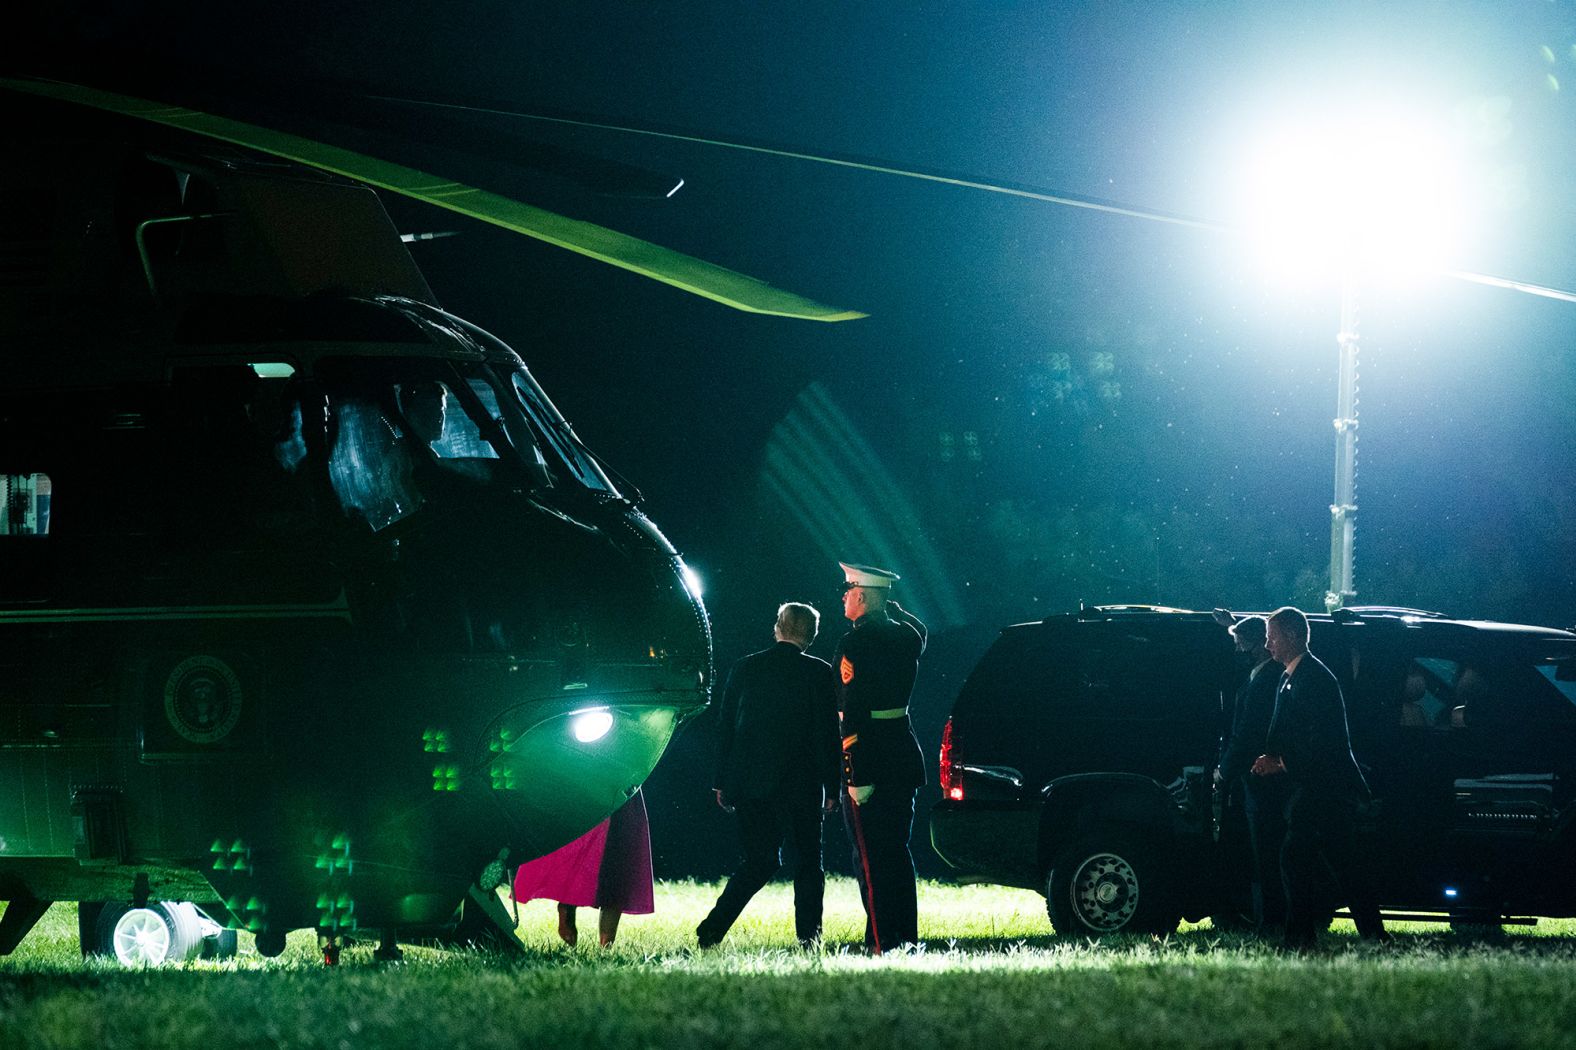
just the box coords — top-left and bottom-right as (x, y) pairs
(5, 880), (1576, 1049)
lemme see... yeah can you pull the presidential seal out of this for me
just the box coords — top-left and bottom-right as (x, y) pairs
(163, 655), (243, 744)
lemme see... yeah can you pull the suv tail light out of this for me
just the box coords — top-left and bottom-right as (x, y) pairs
(939, 717), (963, 801)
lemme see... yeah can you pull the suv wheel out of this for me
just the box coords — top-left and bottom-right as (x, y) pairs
(1046, 832), (1179, 937)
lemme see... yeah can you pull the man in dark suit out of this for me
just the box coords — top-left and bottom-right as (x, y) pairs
(835, 561), (927, 953)
(1252, 606), (1386, 948)
(698, 602), (840, 948)
(1214, 613), (1287, 932)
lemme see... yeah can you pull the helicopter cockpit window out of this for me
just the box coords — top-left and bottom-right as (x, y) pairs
(327, 399), (423, 533)
(454, 376), (562, 489)
(1, 474), (51, 536)
(398, 380), (496, 462)
(317, 359), (579, 526)
(506, 370), (617, 496)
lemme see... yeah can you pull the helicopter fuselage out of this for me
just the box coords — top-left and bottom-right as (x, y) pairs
(0, 118), (711, 953)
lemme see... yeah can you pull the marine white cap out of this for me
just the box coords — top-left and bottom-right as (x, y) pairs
(839, 562), (900, 589)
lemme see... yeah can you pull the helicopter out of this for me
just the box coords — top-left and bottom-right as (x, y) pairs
(0, 76), (861, 965)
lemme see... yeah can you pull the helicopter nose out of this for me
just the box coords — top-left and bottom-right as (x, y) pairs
(483, 700), (679, 858)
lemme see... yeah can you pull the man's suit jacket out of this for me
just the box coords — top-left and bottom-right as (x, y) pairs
(1264, 652), (1370, 803)
(714, 641), (840, 801)
(1219, 658), (1285, 783)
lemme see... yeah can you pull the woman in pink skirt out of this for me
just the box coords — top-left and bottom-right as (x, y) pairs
(512, 789), (655, 946)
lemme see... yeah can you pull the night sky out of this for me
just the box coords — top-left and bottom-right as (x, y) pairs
(10, 1), (1576, 874)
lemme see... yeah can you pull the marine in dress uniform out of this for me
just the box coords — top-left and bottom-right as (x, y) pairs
(834, 562), (927, 952)
(698, 602), (840, 948)
(1253, 606), (1386, 949)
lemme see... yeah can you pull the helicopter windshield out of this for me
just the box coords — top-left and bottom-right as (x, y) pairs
(313, 358), (615, 534)
(500, 367), (618, 497)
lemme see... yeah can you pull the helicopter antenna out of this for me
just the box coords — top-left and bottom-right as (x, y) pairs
(369, 93), (1576, 305)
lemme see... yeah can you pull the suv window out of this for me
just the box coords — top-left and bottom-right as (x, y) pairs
(1464, 660), (1576, 730)
(1402, 657), (1461, 727)
(1373, 650), (1576, 733)
(1538, 663), (1576, 709)
(1082, 635), (1202, 720)
(954, 627), (1081, 721)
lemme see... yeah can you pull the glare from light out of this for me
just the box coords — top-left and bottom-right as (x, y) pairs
(1238, 112), (1475, 283)
(679, 561), (704, 600)
(1444, 887), (1459, 898)
(250, 362), (296, 378)
(571, 708), (614, 743)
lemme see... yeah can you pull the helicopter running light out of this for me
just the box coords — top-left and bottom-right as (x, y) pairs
(571, 708), (614, 743)
(1238, 111), (1473, 284)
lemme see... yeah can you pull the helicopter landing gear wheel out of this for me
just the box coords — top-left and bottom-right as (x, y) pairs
(94, 902), (204, 966)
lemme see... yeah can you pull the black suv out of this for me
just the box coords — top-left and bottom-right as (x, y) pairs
(930, 605), (1576, 935)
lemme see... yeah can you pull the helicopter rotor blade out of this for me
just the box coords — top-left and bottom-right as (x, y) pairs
(370, 92), (1224, 233)
(1439, 270), (1576, 306)
(373, 92), (1576, 307)
(112, 69), (691, 202)
(0, 77), (865, 323)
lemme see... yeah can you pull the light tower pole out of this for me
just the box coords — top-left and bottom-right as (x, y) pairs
(1326, 276), (1359, 613)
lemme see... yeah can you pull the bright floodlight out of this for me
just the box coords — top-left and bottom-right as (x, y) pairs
(571, 708), (614, 743)
(1240, 113), (1471, 281)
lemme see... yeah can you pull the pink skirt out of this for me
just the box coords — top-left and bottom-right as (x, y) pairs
(512, 791), (655, 914)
